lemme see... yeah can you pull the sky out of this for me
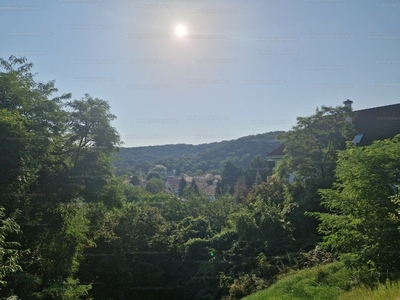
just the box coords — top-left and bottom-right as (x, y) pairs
(1, 0), (400, 147)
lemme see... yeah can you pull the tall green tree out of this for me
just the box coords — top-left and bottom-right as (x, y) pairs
(0, 56), (120, 299)
(61, 94), (121, 201)
(66, 94), (120, 162)
(275, 105), (356, 248)
(276, 106), (355, 185)
(0, 56), (69, 137)
(315, 135), (400, 274)
(189, 179), (200, 195)
(217, 161), (243, 195)
(0, 56), (69, 211)
(244, 155), (271, 189)
(0, 109), (37, 212)
(178, 176), (187, 196)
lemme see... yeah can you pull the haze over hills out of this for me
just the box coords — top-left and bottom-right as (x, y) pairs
(115, 131), (283, 174)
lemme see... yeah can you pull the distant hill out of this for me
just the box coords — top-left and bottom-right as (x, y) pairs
(114, 131), (284, 175)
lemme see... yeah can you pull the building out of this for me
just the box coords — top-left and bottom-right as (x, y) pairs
(165, 178), (181, 194)
(266, 101), (400, 167)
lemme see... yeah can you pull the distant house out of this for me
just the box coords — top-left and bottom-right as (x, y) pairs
(194, 176), (206, 183)
(196, 181), (208, 191)
(203, 185), (217, 200)
(266, 100), (400, 167)
(165, 178), (181, 194)
(264, 144), (285, 168)
(166, 169), (176, 178)
(204, 173), (213, 180)
(183, 174), (193, 183)
(214, 175), (222, 181)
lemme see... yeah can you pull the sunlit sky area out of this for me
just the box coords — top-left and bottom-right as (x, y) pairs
(1, 0), (399, 147)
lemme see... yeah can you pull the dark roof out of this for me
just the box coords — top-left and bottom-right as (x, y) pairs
(266, 143), (285, 157)
(352, 103), (400, 146)
(166, 178), (180, 188)
(266, 103), (400, 156)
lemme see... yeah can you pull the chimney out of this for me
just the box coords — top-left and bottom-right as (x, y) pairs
(343, 99), (353, 109)
(343, 99), (353, 122)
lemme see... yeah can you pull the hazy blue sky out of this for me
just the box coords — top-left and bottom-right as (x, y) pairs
(1, 0), (399, 147)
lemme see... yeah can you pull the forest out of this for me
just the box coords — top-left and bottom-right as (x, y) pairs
(114, 131), (282, 176)
(1, 55), (400, 300)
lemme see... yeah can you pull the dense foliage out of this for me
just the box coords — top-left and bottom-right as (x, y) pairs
(115, 132), (282, 176)
(0, 56), (120, 298)
(276, 106), (356, 249)
(1, 56), (399, 300)
(315, 136), (400, 274)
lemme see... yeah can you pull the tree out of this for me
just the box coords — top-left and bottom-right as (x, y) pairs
(145, 178), (165, 195)
(100, 177), (126, 208)
(314, 135), (400, 274)
(250, 176), (286, 207)
(204, 194), (236, 232)
(0, 56), (69, 210)
(66, 94), (120, 163)
(178, 176), (187, 197)
(8, 201), (93, 299)
(78, 203), (173, 299)
(276, 105), (355, 185)
(189, 179), (200, 195)
(61, 94), (121, 201)
(275, 105), (356, 248)
(253, 171), (263, 188)
(0, 207), (22, 297)
(232, 196), (294, 257)
(233, 177), (249, 204)
(244, 155), (271, 189)
(217, 161), (243, 195)
(0, 56), (119, 299)
(0, 56), (69, 137)
(0, 109), (37, 212)
(146, 171), (161, 181)
(152, 165), (167, 180)
(129, 174), (141, 186)
(124, 183), (143, 203)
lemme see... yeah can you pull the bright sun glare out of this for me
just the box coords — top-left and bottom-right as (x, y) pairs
(175, 24), (187, 37)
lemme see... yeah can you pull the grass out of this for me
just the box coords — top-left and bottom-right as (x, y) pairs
(242, 262), (361, 300)
(242, 262), (400, 300)
(339, 280), (400, 300)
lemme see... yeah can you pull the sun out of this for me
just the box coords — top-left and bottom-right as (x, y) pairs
(175, 24), (187, 37)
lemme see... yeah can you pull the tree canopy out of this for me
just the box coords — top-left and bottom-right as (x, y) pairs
(315, 135), (400, 274)
(2, 55), (399, 300)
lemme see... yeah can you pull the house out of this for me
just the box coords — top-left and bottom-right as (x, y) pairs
(194, 176), (204, 181)
(165, 178), (181, 194)
(196, 181), (208, 190)
(266, 100), (400, 167)
(214, 175), (222, 181)
(349, 101), (400, 146)
(166, 169), (176, 178)
(183, 174), (193, 183)
(204, 173), (214, 180)
(266, 100), (400, 184)
(264, 144), (285, 168)
(202, 185), (217, 200)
